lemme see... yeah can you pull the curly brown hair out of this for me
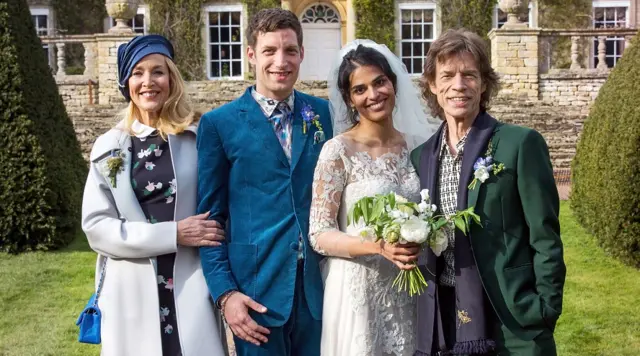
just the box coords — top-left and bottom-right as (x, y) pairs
(246, 8), (303, 48)
(420, 29), (500, 120)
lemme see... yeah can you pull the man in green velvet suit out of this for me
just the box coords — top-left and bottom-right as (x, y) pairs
(411, 29), (566, 356)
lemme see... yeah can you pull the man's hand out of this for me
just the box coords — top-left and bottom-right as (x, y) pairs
(223, 292), (270, 346)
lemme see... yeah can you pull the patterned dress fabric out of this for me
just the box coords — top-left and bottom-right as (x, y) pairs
(437, 125), (468, 287)
(309, 135), (420, 356)
(130, 124), (181, 356)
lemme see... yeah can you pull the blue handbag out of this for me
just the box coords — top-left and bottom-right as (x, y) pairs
(76, 257), (107, 344)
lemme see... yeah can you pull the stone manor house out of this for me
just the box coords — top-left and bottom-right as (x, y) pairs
(25, 0), (639, 175)
(29, 0), (640, 80)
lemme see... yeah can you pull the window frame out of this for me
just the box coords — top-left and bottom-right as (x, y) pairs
(204, 4), (244, 80)
(592, 1), (630, 68)
(398, 2), (437, 76)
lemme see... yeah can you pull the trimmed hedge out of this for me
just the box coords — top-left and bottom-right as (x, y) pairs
(571, 32), (640, 267)
(0, 0), (86, 253)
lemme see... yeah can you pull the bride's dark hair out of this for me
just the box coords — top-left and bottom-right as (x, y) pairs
(337, 45), (398, 127)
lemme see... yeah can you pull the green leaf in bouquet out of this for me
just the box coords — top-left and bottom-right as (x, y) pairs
(454, 216), (468, 235)
(371, 198), (385, 221)
(362, 199), (370, 223)
(432, 217), (449, 231)
(388, 193), (396, 209)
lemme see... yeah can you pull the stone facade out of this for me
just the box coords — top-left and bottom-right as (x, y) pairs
(95, 34), (134, 105)
(56, 77), (100, 113)
(489, 29), (540, 100)
(539, 72), (607, 113)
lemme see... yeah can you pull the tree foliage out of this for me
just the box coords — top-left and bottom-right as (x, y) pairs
(147, 0), (207, 80)
(0, 0), (86, 253)
(353, 0), (396, 52)
(571, 33), (640, 268)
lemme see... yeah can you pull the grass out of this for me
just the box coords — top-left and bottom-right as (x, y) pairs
(554, 203), (640, 355)
(0, 202), (638, 355)
(0, 232), (100, 356)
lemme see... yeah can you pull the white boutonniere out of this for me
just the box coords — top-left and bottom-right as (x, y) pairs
(468, 139), (505, 190)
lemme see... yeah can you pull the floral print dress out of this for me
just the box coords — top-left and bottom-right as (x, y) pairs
(130, 124), (181, 356)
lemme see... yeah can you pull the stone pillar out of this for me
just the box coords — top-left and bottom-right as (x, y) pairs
(55, 42), (66, 78)
(488, 28), (540, 100)
(346, 0), (356, 42)
(95, 33), (135, 106)
(83, 41), (98, 78)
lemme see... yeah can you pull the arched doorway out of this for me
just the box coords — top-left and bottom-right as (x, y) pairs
(299, 3), (341, 80)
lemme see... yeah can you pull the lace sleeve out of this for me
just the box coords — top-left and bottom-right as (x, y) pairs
(309, 139), (351, 258)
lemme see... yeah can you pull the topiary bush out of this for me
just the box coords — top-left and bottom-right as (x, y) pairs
(571, 32), (640, 268)
(0, 0), (87, 253)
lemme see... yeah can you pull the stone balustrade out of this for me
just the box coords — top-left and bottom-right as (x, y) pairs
(39, 34), (99, 79)
(489, 27), (637, 101)
(538, 28), (637, 72)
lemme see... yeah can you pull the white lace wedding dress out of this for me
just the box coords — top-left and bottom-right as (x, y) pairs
(309, 135), (421, 356)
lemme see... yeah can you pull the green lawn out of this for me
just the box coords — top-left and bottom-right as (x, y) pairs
(0, 202), (638, 355)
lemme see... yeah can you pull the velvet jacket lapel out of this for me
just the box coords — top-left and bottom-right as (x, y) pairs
(290, 91), (311, 171)
(458, 112), (498, 211)
(240, 87), (289, 168)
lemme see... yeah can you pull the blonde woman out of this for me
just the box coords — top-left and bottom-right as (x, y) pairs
(81, 35), (226, 356)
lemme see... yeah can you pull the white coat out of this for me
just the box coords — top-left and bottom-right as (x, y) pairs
(81, 121), (226, 356)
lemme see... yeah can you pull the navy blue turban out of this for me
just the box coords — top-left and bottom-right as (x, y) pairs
(117, 35), (175, 101)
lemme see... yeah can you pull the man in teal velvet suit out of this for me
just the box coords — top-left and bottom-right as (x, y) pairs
(196, 9), (332, 356)
(411, 29), (566, 356)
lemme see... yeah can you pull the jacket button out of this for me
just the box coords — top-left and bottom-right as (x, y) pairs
(289, 242), (298, 251)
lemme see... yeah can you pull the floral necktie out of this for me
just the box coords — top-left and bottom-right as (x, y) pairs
(271, 101), (293, 162)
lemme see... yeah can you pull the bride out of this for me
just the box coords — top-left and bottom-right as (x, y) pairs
(309, 40), (439, 355)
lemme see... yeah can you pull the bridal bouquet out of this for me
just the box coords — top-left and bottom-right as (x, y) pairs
(347, 190), (480, 296)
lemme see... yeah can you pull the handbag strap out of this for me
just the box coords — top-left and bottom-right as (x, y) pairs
(93, 257), (108, 307)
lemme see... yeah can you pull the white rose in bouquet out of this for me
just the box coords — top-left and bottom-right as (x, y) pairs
(400, 216), (431, 244)
(420, 189), (430, 202)
(394, 192), (408, 204)
(355, 226), (377, 241)
(429, 228), (449, 256)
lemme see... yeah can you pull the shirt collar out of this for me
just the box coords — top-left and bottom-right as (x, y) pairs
(439, 124), (468, 158)
(131, 119), (157, 138)
(251, 87), (295, 117)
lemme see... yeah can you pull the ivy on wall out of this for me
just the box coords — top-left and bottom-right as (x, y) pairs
(147, 0), (207, 80)
(242, 0), (281, 19)
(438, 0), (497, 39)
(353, 0), (396, 52)
(539, 0), (592, 68)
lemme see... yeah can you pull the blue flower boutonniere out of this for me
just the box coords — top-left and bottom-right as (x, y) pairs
(301, 104), (325, 144)
(468, 139), (505, 190)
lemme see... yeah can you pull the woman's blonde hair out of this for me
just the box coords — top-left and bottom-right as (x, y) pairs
(119, 57), (199, 138)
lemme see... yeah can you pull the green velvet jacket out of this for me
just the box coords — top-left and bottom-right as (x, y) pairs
(410, 113), (566, 341)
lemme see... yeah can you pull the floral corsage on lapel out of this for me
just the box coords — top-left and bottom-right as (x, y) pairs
(468, 138), (505, 190)
(301, 104), (325, 144)
(102, 149), (126, 188)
